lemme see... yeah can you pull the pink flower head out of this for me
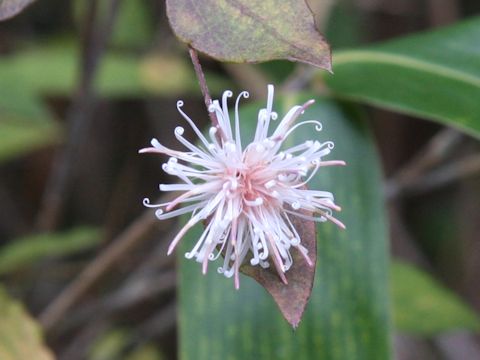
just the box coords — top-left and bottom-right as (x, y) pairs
(140, 85), (345, 288)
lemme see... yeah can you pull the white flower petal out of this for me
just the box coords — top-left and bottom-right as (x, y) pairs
(141, 85), (345, 288)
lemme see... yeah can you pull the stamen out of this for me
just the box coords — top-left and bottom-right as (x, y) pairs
(177, 100), (211, 147)
(234, 91), (249, 151)
(140, 86), (344, 287)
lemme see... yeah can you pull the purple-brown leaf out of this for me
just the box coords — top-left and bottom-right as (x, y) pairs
(166, 0), (331, 71)
(241, 210), (317, 328)
(0, 0), (36, 21)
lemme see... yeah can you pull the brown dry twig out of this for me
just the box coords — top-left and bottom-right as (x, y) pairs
(393, 153), (480, 197)
(39, 197), (174, 332)
(385, 129), (462, 199)
(57, 269), (176, 335)
(36, 0), (122, 231)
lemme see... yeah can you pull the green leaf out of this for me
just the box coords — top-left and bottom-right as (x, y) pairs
(392, 261), (480, 335)
(0, 285), (54, 360)
(178, 95), (391, 359)
(0, 95), (60, 164)
(0, 42), (142, 97)
(0, 41), (227, 162)
(89, 329), (128, 360)
(0, 42), (229, 98)
(0, 0), (35, 21)
(126, 344), (165, 360)
(111, 0), (153, 48)
(0, 116), (59, 163)
(325, 0), (365, 50)
(74, 0), (154, 49)
(325, 17), (480, 138)
(0, 227), (100, 275)
(90, 329), (165, 360)
(166, 0), (331, 70)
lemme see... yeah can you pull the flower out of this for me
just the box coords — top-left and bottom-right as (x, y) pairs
(140, 85), (345, 288)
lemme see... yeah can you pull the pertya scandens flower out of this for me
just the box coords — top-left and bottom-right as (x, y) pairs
(140, 85), (345, 289)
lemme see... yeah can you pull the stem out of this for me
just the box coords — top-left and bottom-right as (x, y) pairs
(35, 0), (121, 231)
(392, 153), (480, 197)
(385, 129), (462, 199)
(188, 47), (220, 129)
(39, 196), (174, 332)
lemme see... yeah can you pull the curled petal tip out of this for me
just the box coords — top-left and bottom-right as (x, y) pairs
(304, 99), (315, 107)
(305, 256), (314, 268)
(202, 258), (209, 275)
(139, 147), (160, 154)
(140, 85), (345, 286)
(279, 272), (288, 285)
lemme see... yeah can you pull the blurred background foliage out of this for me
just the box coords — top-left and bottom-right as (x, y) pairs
(0, 0), (479, 359)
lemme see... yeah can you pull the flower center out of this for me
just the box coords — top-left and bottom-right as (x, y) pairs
(225, 163), (275, 207)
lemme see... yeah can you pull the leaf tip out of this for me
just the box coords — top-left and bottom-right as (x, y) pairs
(325, 58), (333, 74)
(290, 319), (301, 330)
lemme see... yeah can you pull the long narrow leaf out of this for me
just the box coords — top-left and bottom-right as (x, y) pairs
(178, 95), (391, 360)
(325, 17), (480, 138)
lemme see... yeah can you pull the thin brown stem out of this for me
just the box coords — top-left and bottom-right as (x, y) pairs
(35, 0), (121, 231)
(188, 47), (219, 128)
(393, 153), (480, 197)
(39, 194), (174, 332)
(385, 129), (462, 199)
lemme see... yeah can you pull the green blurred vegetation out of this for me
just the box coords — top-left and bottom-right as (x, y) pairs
(392, 261), (480, 334)
(0, 1), (479, 359)
(0, 286), (54, 360)
(0, 227), (100, 275)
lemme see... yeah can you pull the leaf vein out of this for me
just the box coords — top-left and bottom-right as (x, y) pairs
(333, 51), (480, 88)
